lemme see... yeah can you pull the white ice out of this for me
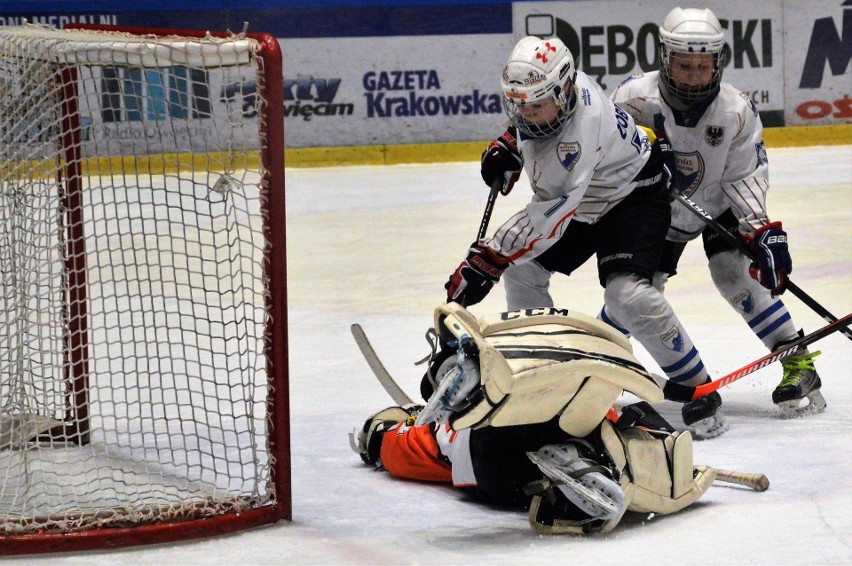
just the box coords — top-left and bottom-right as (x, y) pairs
(17, 145), (852, 564)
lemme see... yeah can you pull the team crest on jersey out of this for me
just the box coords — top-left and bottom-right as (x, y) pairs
(732, 289), (755, 314)
(705, 125), (725, 146)
(557, 142), (582, 171)
(661, 327), (684, 352)
(755, 141), (768, 166)
(671, 151), (704, 196)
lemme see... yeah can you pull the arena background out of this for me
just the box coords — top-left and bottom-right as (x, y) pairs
(2, 0), (850, 166)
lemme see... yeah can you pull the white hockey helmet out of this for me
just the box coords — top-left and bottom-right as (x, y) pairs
(501, 36), (577, 138)
(658, 7), (727, 111)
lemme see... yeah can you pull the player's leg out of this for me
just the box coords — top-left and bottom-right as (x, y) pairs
(503, 218), (599, 311)
(502, 260), (554, 310)
(597, 239), (686, 336)
(703, 211), (825, 415)
(595, 188), (727, 439)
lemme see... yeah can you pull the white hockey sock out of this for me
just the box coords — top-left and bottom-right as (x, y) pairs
(708, 251), (799, 350)
(605, 273), (709, 387)
(503, 260), (554, 310)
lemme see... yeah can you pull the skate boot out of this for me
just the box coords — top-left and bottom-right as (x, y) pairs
(682, 389), (728, 440)
(772, 334), (825, 417)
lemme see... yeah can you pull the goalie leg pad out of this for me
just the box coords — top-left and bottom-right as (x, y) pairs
(599, 419), (715, 514)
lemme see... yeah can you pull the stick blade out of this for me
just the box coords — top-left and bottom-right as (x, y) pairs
(351, 323), (414, 405)
(0, 413), (62, 450)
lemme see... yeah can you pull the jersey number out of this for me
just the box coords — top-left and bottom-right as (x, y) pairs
(614, 106), (630, 139)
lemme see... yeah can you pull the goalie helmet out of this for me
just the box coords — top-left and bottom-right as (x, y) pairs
(501, 36), (578, 138)
(658, 7), (727, 111)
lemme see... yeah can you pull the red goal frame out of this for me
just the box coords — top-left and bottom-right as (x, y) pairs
(1, 24), (291, 555)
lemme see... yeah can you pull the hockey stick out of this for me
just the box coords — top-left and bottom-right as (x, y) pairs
(674, 193), (852, 342)
(0, 414), (63, 450)
(477, 178), (506, 241)
(706, 467), (770, 492)
(351, 323), (414, 405)
(662, 312), (851, 402)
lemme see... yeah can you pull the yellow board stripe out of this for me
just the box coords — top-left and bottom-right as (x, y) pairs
(5, 125), (847, 176)
(286, 124), (852, 168)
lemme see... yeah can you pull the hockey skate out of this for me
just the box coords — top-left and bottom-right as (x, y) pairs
(772, 347), (825, 417)
(681, 390), (728, 440)
(526, 443), (624, 521)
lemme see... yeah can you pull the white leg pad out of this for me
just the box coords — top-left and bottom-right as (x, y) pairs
(599, 420), (716, 515)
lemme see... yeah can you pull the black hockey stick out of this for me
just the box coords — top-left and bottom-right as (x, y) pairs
(662, 311), (851, 402)
(674, 193), (852, 342)
(477, 177), (507, 241)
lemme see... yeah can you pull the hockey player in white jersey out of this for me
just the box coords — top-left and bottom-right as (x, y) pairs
(607, 7), (825, 418)
(444, 36), (726, 438)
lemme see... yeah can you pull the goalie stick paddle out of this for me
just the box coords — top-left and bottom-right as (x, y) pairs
(350, 323), (414, 405)
(674, 193), (852, 342)
(663, 312), (852, 402)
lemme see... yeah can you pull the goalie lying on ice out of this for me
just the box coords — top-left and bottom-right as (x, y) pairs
(351, 303), (764, 534)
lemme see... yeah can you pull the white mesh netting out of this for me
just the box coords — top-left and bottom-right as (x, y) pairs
(0, 25), (283, 537)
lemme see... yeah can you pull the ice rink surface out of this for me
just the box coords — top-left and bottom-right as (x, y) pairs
(17, 144), (852, 564)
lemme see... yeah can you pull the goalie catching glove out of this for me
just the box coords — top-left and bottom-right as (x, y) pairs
(743, 221), (792, 295)
(480, 126), (522, 194)
(445, 243), (510, 307)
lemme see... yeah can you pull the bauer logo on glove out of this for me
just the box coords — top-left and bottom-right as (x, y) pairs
(743, 221), (792, 295)
(445, 244), (510, 307)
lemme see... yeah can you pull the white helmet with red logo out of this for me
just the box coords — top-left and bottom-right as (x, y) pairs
(501, 36), (577, 138)
(658, 7), (728, 111)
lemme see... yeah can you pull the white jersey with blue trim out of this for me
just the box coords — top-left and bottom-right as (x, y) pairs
(611, 71), (770, 243)
(488, 71), (652, 264)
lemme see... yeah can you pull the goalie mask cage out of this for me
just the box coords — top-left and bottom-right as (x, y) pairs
(0, 24), (290, 554)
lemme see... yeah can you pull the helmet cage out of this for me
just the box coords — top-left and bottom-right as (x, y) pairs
(658, 10), (727, 110)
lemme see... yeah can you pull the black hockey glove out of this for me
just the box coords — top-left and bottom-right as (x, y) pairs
(445, 243), (510, 307)
(481, 127), (523, 194)
(743, 221), (792, 295)
(634, 134), (676, 196)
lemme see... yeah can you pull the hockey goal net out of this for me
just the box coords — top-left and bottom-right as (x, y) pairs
(0, 24), (289, 553)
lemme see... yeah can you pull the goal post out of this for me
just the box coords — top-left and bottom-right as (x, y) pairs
(0, 24), (290, 553)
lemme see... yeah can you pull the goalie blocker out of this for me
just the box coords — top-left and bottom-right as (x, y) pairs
(353, 304), (765, 534)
